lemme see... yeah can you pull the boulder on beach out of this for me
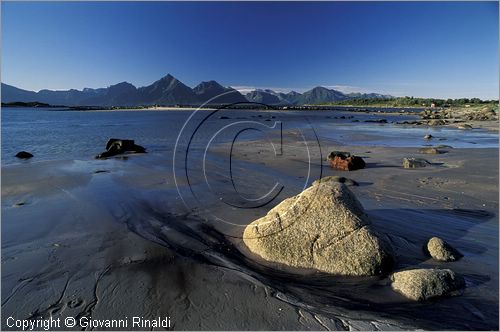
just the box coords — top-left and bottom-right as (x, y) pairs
(426, 237), (463, 262)
(391, 268), (465, 301)
(403, 157), (430, 168)
(312, 175), (358, 187)
(243, 182), (394, 276)
(327, 151), (365, 171)
(96, 138), (146, 159)
(15, 151), (33, 159)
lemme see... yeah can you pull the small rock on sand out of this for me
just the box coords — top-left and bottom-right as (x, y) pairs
(418, 147), (444, 154)
(312, 176), (359, 187)
(327, 151), (365, 171)
(391, 268), (465, 301)
(243, 182), (394, 276)
(428, 119), (447, 126)
(403, 157), (430, 168)
(15, 151), (33, 159)
(426, 237), (463, 262)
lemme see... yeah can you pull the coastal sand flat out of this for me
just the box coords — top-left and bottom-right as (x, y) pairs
(2, 129), (498, 330)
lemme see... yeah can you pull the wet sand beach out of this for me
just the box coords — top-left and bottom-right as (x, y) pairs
(1, 108), (498, 330)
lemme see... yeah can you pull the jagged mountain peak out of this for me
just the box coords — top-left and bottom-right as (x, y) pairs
(193, 80), (225, 92)
(1, 77), (392, 107)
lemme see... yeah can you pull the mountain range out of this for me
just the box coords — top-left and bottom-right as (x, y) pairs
(1, 74), (392, 107)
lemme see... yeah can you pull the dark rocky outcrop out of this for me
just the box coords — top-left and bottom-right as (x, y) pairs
(95, 139), (146, 159)
(364, 119), (388, 123)
(15, 151), (33, 159)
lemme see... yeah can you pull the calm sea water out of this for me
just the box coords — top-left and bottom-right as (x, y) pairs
(2, 107), (498, 165)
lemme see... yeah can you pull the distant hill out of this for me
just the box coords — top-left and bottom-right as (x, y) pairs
(1, 75), (392, 107)
(246, 87), (349, 105)
(298, 86), (347, 104)
(245, 87), (386, 105)
(245, 90), (282, 104)
(1, 101), (52, 107)
(193, 80), (247, 104)
(136, 74), (198, 105)
(2, 84), (40, 103)
(347, 92), (393, 99)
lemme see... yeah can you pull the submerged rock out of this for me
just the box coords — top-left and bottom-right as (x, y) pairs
(15, 151), (33, 159)
(391, 268), (465, 301)
(312, 175), (359, 187)
(403, 157), (430, 168)
(426, 237), (463, 262)
(243, 182), (394, 276)
(424, 134), (433, 140)
(327, 151), (365, 171)
(364, 119), (388, 123)
(96, 138), (146, 159)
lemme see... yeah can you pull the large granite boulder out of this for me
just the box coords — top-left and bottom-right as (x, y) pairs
(391, 268), (465, 301)
(96, 138), (146, 159)
(243, 182), (393, 276)
(327, 151), (365, 171)
(426, 237), (463, 262)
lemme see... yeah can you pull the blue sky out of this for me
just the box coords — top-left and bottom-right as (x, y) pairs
(2, 1), (498, 99)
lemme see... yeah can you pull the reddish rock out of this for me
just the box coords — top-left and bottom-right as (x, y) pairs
(328, 151), (365, 171)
